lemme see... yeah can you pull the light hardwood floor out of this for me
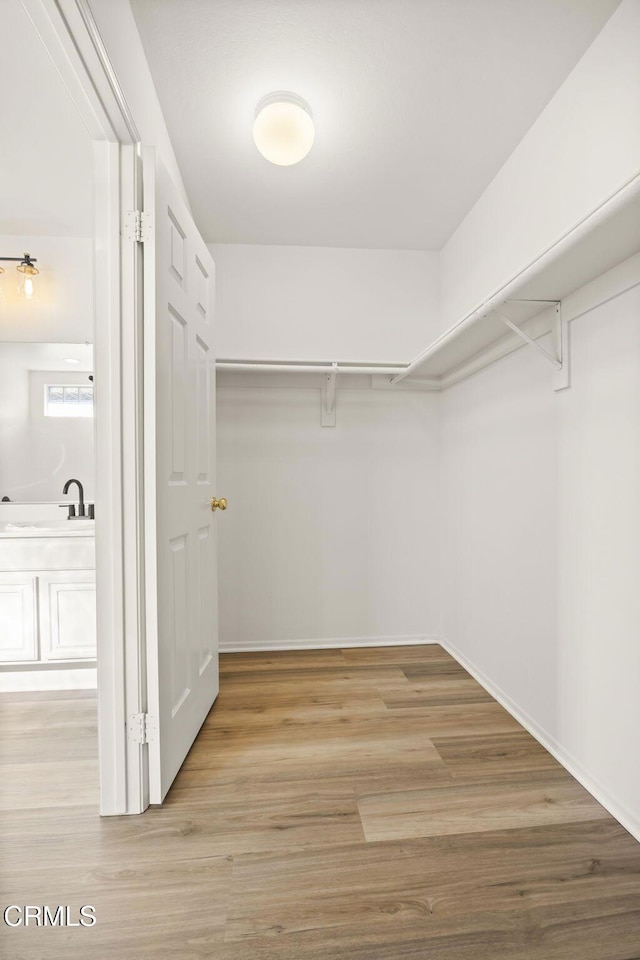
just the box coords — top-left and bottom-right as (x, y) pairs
(1, 644), (640, 959)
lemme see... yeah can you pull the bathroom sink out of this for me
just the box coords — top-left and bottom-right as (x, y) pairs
(33, 519), (94, 530)
(0, 519), (95, 535)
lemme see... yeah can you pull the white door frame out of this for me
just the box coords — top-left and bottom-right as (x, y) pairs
(22, 0), (148, 814)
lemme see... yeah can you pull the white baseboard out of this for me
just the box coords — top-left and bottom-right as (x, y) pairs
(439, 635), (640, 844)
(219, 634), (440, 654)
(0, 667), (97, 693)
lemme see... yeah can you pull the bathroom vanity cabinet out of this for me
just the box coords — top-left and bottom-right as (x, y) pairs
(0, 522), (96, 688)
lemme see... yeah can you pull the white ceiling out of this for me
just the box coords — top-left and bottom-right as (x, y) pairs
(0, 342), (93, 372)
(131, 0), (620, 250)
(0, 0), (93, 237)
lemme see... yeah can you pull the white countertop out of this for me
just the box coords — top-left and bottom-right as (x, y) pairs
(0, 519), (95, 538)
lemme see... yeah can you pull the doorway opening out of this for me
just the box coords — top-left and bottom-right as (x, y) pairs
(0, 0), (149, 817)
(0, 0), (99, 812)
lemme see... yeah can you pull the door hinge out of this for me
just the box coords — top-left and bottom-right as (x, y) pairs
(124, 210), (152, 243)
(127, 712), (157, 744)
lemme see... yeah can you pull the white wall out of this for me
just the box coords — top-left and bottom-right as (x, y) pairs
(440, 0), (640, 330)
(0, 235), (93, 343)
(441, 270), (640, 839)
(217, 385), (441, 650)
(0, 356), (94, 503)
(209, 244), (440, 362)
(212, 242), (442, 649)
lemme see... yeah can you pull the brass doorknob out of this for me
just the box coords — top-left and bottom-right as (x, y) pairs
(211, 497), (228, 512)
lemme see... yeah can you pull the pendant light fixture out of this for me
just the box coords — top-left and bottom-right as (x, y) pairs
(17, 254), (39, 298)
(253, 92), (314, 166)
(0, 253), (39, 299)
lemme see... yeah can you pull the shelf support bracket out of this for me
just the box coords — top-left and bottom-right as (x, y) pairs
(552, 302), (570, 391)
(321, 363), (338, 426)
(496, 301), (569, 391)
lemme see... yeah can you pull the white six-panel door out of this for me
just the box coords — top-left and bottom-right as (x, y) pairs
(143, 148), (219, 803)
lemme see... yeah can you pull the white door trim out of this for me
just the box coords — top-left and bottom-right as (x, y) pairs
(21, 0), (147, 814)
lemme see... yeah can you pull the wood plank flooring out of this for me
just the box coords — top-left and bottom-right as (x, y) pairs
(1, 644), (639, 959)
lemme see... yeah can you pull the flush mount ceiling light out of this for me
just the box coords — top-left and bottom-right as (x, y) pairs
(0, 252), (39, 298)
(253, 92), (314, 166)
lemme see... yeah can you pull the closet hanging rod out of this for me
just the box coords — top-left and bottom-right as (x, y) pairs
(216, 361), (409, 376)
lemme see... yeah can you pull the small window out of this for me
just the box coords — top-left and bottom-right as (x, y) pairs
(44, 384), (94, 418)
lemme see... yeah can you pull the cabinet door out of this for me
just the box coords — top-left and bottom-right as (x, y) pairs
(39, 571), (97, 661)
(0, 574), (38, 662)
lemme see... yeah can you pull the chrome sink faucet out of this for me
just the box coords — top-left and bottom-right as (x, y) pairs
(60, 478), (94, 519)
